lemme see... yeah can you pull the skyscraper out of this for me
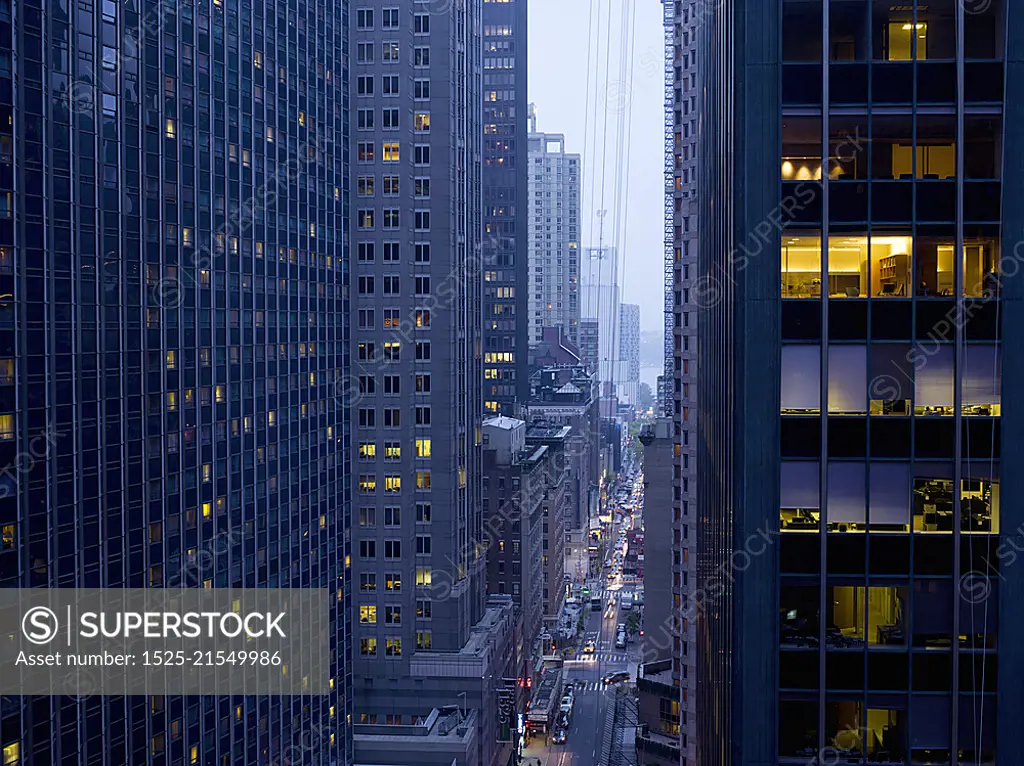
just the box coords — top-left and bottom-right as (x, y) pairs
(665, 0), (698, 761)
(618, 303), (641, 408)
(581, 245), (620, 394)
(0, 0), (352, 760)
(349, 4), (512, 762)
(697, 1), (1009, 763)
(482, 0), (528, 416)
(527, 107), (582, 349)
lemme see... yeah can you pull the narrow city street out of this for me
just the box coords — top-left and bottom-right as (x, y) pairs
(522, 481), (642, 766)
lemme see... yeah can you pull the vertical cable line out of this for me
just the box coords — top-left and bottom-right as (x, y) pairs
(606, 0), (636, 410)
(582, 0), (598, 267)
(593, 0), (615, 399)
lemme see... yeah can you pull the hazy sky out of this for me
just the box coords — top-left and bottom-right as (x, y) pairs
(528, 0), (664, 335)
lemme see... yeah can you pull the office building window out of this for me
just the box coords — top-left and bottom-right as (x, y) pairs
(781, 461), (820, 531)
(781, 346), (820, 414)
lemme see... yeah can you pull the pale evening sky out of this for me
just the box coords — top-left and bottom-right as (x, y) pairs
(528, 0), (665, 335)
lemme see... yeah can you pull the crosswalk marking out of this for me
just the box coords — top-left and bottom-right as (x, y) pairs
(570, 651), (629, 663)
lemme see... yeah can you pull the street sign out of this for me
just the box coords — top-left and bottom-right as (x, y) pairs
(497, 678), (516, 743)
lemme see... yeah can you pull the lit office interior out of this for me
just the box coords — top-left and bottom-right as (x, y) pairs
(781, 234), (1001, 299)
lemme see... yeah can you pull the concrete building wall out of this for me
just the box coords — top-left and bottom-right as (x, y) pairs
(640, 419), (674, 664)
(667, 0), (700, 760)
(349, 0), (489, 740)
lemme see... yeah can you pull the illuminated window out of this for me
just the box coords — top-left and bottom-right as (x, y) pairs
(415, 567), (432, 587)
(887, 21), (927, 61)
(165, 119), (176, 138)
(385, 475), (401, 493)
(385, 638), (402, 657)
(415, 439), (431, 458)
(384, 443), (401, 461)
(360, 638), (377, 656)
(359, 606), (377, 624)
(0, 414), (14, 441)
(414, 112), (430, 132)
(383, 142), (400, 162)
(359, 443), (376, 459)
(416, 471), (431, 490)
(385, 572), (402, 591)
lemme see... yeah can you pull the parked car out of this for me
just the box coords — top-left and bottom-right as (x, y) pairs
(615, 633), (626, 649)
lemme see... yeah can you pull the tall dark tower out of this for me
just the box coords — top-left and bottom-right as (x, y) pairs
(481, 0), (528, 416)
(697, 1), (1012, 764)
(0, 0), (352, 760)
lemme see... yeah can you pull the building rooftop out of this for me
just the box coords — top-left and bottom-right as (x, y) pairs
(525, 423), (572, 441)
(483, 415), (524, 431)
(353, 707), (478, 765)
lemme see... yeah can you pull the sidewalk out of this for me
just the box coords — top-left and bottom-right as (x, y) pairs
(521, 734), (556, 766)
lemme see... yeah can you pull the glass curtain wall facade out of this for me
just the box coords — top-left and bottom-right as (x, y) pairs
(778, 1), (1004, 762)
(698, 1), (1017, 765)
(1, 0), (352, 762)
(482, 0), (527, 416)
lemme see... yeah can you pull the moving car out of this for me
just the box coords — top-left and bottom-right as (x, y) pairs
(602, 671), (631, 685)
(552, 727), (568, 744)
(583, 639), (596, 654)
(615, 632), (626, 649)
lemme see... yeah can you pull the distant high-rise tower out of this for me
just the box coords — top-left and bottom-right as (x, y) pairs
(0, 0), (353, 761)
(527, 106), (582, 349)
(581, 246), (621, 393)
(482, 0), (528, 416)
(618, 303), (641, 408)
